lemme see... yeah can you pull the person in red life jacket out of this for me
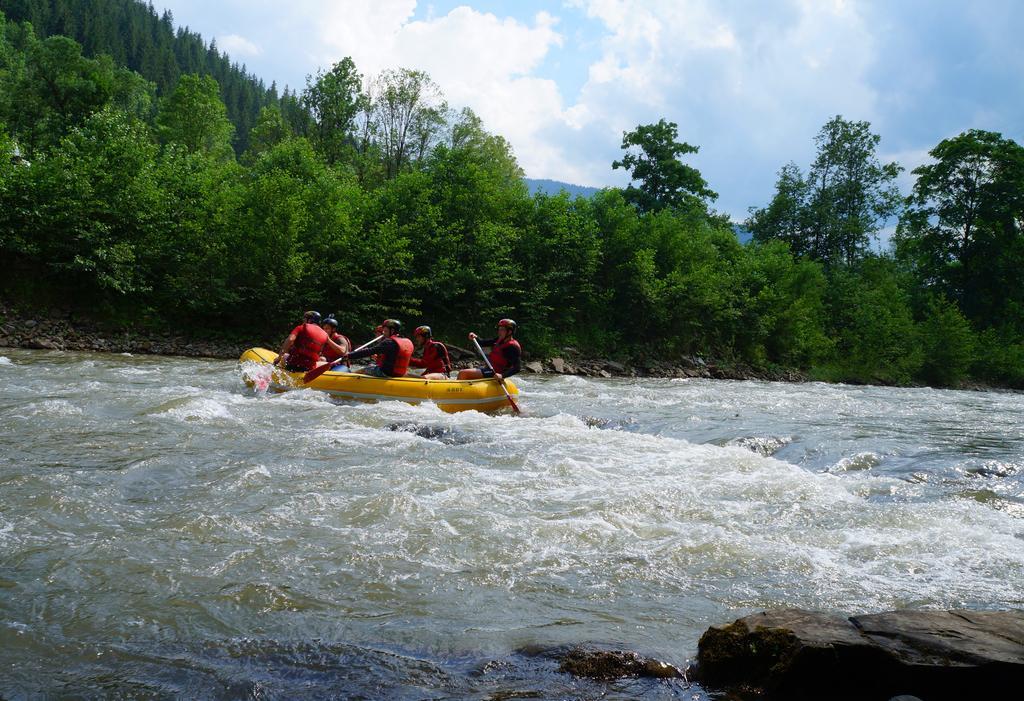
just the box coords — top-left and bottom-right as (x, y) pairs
(276, 311), (348, 372)
(343, 319), (414, 377)
(409, 325), (452, 380)
(457, 318), (521, 380)
(319, 316), (351, 365)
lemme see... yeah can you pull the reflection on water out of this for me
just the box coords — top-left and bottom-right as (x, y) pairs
(1, 349), (1023, 698)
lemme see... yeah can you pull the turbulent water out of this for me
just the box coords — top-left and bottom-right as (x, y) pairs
(1, 349), (1023, 699)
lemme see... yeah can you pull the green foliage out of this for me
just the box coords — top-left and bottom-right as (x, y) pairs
(2, 0), (281, 153)
(971, 329), (1024, 388)
(1, 13), (1021, 390)
(749, 116), (902, 266)
(896, 129), (1024, 335)
(6, 34), (117, 154)
(917, 295), (976, 387)
(156, 73), (234, 158)
(747, 162), (807, 249)
(612, 119), (717, 215)
(372, 68), (447, 179)
(302, 57), (364, 166)
(738, 240), (833, 367)
(1, 108), (162, 297)
(244, 104), (292, 162)
(817, 257), (922, 384)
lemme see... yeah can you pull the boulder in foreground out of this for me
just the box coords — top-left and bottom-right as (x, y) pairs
(694, 608), (1024, 700)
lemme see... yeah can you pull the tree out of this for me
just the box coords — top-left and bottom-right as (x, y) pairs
(7, 34), (116, 153)
(156, 73), (234, 158)
(301, 57), (363, 166)
(896, 129), (1024, 333)
(805, 116), (902, 264)
(918, 295), (975, 387)
(820, 256), (922, 384)
(747, 162), (809, 253)
(612, 118), (717, 214)
(1, 108), (163, 297)
(245, 103), (291, 161)
(372, 68), (446, 179)
(750, 116), (902, 266)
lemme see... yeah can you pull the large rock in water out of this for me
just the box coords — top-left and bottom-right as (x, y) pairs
(694, 608), (1024, 700)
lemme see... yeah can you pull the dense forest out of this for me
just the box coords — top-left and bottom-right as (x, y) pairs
(0, 2), (1022, 388)
(0, 0), (281, 152)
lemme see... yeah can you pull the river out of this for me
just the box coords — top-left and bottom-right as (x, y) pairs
(1, 349), (1022, 699)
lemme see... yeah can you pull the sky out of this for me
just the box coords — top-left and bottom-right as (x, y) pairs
(153, 0), (1024, 221)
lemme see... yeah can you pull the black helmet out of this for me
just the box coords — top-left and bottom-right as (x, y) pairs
(414, 325), (432, 338)
(382, 319), (402, 334)
(322, 316), (338, 329)
(304, 310), (322, 325)
(498, 318), (517, 335)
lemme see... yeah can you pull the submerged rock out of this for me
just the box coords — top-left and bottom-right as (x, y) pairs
(558, 648), (682, 680)
(694, 608), (1024, 700)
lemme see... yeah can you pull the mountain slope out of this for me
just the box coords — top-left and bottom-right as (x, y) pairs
(0, 0), (279, 151)
(525, 178), (602, 199)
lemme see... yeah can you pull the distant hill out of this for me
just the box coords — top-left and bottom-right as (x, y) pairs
(1, 0), (281, 152)
(525, 178), (602, 199)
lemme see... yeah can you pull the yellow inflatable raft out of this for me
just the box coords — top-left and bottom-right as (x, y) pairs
(239, 348), (520, 414)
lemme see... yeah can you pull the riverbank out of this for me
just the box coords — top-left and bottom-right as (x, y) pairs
(0, 305), (806, 382)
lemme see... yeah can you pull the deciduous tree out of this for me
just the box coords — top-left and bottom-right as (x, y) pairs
(156, 73), (234, 158)
(612, 119), (717, 215)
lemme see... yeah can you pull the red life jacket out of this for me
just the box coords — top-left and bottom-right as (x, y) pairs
(489, 337), (521, 374)
(377, 336), (414, 377)
(289, 323), (329, 370)
(322, 332), (350, 362)
(411, 340), (452, 375)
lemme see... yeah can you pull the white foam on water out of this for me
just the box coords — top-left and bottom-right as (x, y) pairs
(237, 464), (272, 487)
(24, 399), (83, 417)
(0, 356), (13, 366)
(154, 395), (238, 423)
(830, 451), (884, 472)
(116, 366), (154, 376)
(284, 409), (1024, 616)
(0, 518), (14, 543)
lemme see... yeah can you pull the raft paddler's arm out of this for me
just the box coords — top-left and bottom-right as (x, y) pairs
(324, 336), (347, 357)
(277, 332), (298, 365)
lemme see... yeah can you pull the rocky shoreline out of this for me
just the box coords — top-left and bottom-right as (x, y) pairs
(547, 607), (1024, 700)
(0, 307), (805, 382)
(690, 607), (1024, 700)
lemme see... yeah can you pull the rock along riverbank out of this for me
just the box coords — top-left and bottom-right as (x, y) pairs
(692, 608), (1024, 700)
(0, 306), (805, 382)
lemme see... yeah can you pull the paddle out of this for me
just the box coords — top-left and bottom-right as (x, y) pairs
(302, 335), (383, 384)
(471, 337), (521, 415)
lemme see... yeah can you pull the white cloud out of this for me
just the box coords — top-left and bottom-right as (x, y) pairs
(218, 33), (262, 58)
(550, 0), (883, 214)
(197, 2), (886, 209)
(156, 0), (1022, 220)
(312, 2), (572, 181)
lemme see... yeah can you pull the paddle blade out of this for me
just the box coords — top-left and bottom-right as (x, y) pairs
(505, 391), (521, 415)
(302, 361), (336, 384)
